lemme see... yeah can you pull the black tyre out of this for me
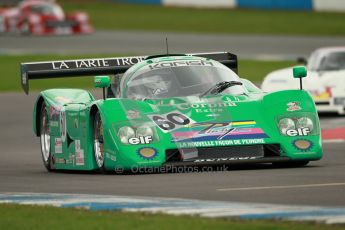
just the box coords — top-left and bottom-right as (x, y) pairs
(93, 111), (106, 172)
(39, 104), (52, 171)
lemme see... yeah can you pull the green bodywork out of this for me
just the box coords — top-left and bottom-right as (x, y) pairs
(32, 56), (322, 171)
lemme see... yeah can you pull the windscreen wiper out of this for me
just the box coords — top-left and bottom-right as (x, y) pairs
(200, 81), (243, 97)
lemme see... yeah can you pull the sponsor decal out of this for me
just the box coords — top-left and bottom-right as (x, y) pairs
(176, 101), (237, 112)
(49, 105), (60, 121)
(177, 139), (266, 148)
(287, 102), (301, 111)
(126, 110), (140, 119)
(206, 114), (221, 118)
(51, 57), (145, 70)
(148, 60), (214, 70)
(66, 153), (74, 165)
(292, 139), (313, 152)
(149, 111), (195, 133)
(54, 138), (62, 154)
(75, 140), (81, 149)
(172, 121), (268, 142)
(115, 57), (146, 66)
(55, 158), (66, 164)
(53, 59), (110, 69)
(75, 140), (85, 166)
(59, 109), (66, 142)
(50, 121), (59, 127)
(137, 147), (158, 160)
(194, 156), (260, 163)
(286, 128), (310, 137)
(129, 136), (153, 145)
(21, 73), (27, 85)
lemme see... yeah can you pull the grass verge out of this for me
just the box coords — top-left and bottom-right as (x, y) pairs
(59, 1), (345, 36)
(0, 54), (297, 93)
(0, 204), (344, 230)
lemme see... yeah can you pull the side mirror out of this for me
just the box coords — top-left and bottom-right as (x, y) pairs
(293, 66), (307, 90)
(94, 76), (110, 88)
(293, 66), (307, 78)
(94, 76), (110, 99)
(297, 57), (307, 65)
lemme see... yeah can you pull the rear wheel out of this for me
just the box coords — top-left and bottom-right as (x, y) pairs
(40, 104), (52, 171)
(93, 111), (106, 172)
(273, 160), (309, 168)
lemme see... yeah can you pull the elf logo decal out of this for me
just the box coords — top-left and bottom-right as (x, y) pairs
(287, 128), (310, 137)
(129, 136), (153, 145)
(59, 109), (66, 142)
(149, 111), (194, 133)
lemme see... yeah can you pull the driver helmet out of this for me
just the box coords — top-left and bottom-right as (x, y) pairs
(143, 74), (173, 96)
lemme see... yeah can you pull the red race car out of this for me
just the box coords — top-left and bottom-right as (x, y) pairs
(0, 0), (93, 35)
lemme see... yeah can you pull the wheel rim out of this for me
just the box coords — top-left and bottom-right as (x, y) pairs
(40, 109), (50, 163)
(94, 113), (104, 168)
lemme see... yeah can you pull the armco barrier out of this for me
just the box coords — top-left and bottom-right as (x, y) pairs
(118, 0), (161, 4)
(163, 0), (236, 8)
(313, 0), (345, 12)
(117, 0), (345, 12)
(237, 0), (313, 10)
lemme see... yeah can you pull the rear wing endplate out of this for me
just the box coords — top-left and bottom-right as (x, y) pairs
(20, 52), (237, 94)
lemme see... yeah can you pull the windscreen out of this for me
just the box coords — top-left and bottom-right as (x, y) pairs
(30, 3), (64, 18)
(309, 51), (345, 71)
(124, 60), (245, 100)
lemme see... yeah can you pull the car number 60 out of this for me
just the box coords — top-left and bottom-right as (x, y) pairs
(151, 112), (191, 132)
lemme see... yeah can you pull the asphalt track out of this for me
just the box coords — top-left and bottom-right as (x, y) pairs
(0, 92), (344, 207)
(1, 30), (345, 59)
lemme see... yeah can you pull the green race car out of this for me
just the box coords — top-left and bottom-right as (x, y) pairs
(21, 52), (322, 172)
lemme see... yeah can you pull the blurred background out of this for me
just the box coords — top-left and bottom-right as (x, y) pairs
(0, 0), (344, 91)
(1, 2), (345, 228)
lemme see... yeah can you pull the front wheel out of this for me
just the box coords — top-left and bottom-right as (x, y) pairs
(93, 111), (106, 172)
(40, 104), (52, 171)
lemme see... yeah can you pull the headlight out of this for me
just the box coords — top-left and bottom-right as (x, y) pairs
(296, 117), (314, 131)
(278, 118), (295, 135)
(118, 126), (135, 144)
(136, 126), (154, 137)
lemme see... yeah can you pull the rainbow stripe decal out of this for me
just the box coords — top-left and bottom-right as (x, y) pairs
(172, 120), (268, 142)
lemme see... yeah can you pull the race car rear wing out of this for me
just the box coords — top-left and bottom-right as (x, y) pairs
(20, 52), (237, 94)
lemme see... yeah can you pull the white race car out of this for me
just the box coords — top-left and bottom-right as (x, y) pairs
(262, 47), (345, 115)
